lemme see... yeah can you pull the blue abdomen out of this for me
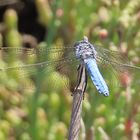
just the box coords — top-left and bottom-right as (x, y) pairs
(84, 58), (109, 96)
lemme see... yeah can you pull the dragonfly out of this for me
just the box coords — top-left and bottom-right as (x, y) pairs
(0, 36), (140, 96)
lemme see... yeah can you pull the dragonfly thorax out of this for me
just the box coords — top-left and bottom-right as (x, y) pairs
(74, 38), (97, 61)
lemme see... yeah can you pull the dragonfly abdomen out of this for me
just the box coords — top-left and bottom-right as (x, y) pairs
(84, 58), (109, 96)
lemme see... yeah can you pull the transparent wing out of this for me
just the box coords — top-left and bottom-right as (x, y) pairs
(94, 45), (140, 90)
(0, 45), (77, 70)
(0, 45), (75, 63)
(1, 43), (140, 93)
(0, 45), (79, 91)
(94, 45), (139, 71)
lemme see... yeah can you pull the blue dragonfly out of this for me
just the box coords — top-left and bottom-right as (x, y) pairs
(0, 36), (140, 96)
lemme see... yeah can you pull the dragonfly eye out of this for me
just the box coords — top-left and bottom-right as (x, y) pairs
(75, 40), (96, 60)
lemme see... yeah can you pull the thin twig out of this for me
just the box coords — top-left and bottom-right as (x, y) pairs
(80, 118), (86, 140)
(68, 64), (87, 140)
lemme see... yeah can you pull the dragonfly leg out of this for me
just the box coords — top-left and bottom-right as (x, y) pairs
(72, 64), (87, 100)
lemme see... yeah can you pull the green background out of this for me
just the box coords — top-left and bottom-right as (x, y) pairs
(0, 0), (140, 139)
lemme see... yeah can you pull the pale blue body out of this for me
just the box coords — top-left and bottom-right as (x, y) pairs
(75, 37), (109, 96)
(84, 58), (109, 96)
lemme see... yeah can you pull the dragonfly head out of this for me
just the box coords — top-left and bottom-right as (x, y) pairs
(74, 37), (97, 61)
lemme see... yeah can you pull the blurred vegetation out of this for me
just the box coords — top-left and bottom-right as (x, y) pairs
(0, 0), (140, 140)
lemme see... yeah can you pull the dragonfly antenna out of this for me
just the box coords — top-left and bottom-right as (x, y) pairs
(83, 36), (88, 42)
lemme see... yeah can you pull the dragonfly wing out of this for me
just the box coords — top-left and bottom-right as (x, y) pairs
(93, 45), (140, 89)
(0, 46), (79, 91)
(95, 45), (140, 70)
